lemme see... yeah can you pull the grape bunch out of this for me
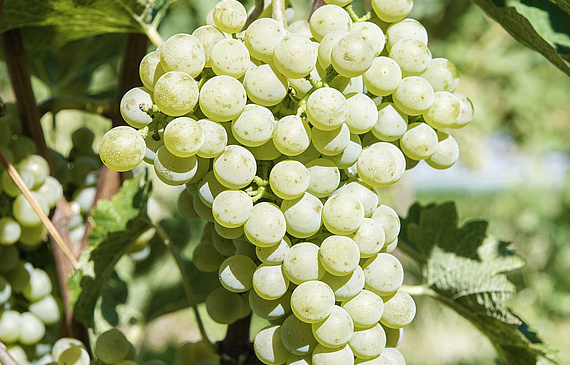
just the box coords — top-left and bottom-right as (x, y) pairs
(98, 0), (475, 364)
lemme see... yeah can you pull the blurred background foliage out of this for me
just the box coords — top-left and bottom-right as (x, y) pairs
(1, 0), (569, 364)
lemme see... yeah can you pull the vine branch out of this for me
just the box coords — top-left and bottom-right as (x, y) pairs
(244, 0), (264, 29)
(0, 341), (19, 365)
(272, 0), (288, 29)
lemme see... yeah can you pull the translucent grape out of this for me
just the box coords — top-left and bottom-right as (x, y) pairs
(371, 0), (413, 23)
(345, 92), (378, 134)
(329, 133), (362, 169)
(232, 104), (275, 147)
(348, 323), (386, 359)
(371, 205), (401, 244)
(319, 235), (360, 276)
(281, 314), (318, 355)
(269, 160), (310, 200)
(306, 87), (348, 131)
(19, 312), (45, 346)
(256, 236), (291, 264)
(154, 146), (198, 186)
(212, 189), (253, 228)
(273, 33), (317, 79)
(421, 57), (459, 92)
(212, 0), (247, 33)
(423, 91), (461, 129)
(210, 39), (250, 78)
(362, 253), (404, 296)
(244, 18), (286, 62)
(350, 218), (385, 258)
(322, 193), (365, 235)
(0, 310), (21, 343)
(306, 158), (340, 198)
(312, 305), (354, 348)
(119, 87), (153, 129)
(153, 71), (199, 117)
(197, 119), (227, 158)
(318, 30), (351, 69)
(244, 64), (288, 107)
(12, 192), (50, 228)
(249, 288), (292, 321)
(280, 193), (323, 238)
(341, 289), (384, 329)
(139, 51), (166, 90)
(244, 202), (286, 247)
(426, 131), (459, 169)
(399, 122), (438, 160)
(309, 5), (352, 42)
(192, 25), (226, 68)
(392, 76), (435, 116)
(372, 102), (408, 141)
(272, 115), (312, 156)
(199, 75), (247, 121)
(331, 34), (375, 78)
(254, 325), (290, 365)
(321, 265), (365, 302)
(386, 18), (428, 51)
(452, 92), (474, 128)
(350, 21), (385, 57)
(312, 344), (354, 365)
(363, 57), (402, 97)
(219, 255), (257, 293)
(283, 242), (325, 285)
(213, 145), (256, 189)
(159, 33), (205, 78)
(389, 38), (432, 76)
(357, 142), (406, 187)
(99, 126), (146, 172)
(206, 287), (243, 324)
(37, 175), (64, 208)
(291, 280), (335, 323)
(58, 346), (90, 365)
(192, 241), (226, 273)
(312, 123), (351, 156)
(380, 290), (416, 329)
(164, 117), (204, 158)
(0, 217), (21, 245)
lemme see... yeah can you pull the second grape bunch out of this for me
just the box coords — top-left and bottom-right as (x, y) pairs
(99, 0), (475, 364)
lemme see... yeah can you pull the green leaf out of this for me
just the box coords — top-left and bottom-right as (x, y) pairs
(97, 218), (219, 327)
(470, 0), (570, 76)
(0, 0), (177, 46)
(68, 174), (153, 328)
(399, 202), (561, 365)
(551, 0), (570, 16)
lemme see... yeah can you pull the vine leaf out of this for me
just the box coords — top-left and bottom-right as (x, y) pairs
(0, 0), (177, 46)
(97, 218), (219, 328)
(68, 174), (153, 329)
(399, 202), (561, 365)
(470, 0), (570, 76)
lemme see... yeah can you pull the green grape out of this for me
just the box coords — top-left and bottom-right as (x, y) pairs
(28, 294), (61, 325)
(192, 191), (215, 222)
(0, 310), (21, 343)
(212, 0), (247, 33)
(319, 235), (361, 276)
(192, 241), (227, 273)
(249, 288), (292, 321)
(363, 348), (406, 364)
(252, 263), (289, 300)
(306, 158), (340, 199)
(452, 92), (474, 128)
(312, 344), (354, 365)
(423, 91), (461, 129)
(357, 142), (406, 187)
(348, 323), (386, 359)
(421, 57), (459, 92)
(392, 76), (434, 116)
(328, 134), (362, 169)
(309, 5), (352, 42)
(283, 242), (325, 285)
(70, 155), (99, 185)
(218, 255), (257, 293)
(244, 18), (286, 62)
(380, 290), (416, 329)
(153, 71), (199, 117)
(272, 115), (312, 156)
(338, 181), (379, 218)
(350, 218), (385, 258)
(371, 0), (413, 23)
(371, 205), (400, 244)
(331, 34), (375, 78)
(287, 354), (312, 365)
(95, 328), (132, 364)
(426, 131), (459, 169)
(197, 119), (227, 158)
(143, 131), (164, 165)
(389, 38), (432, 76)
(205, 286), (243, 324)
(18, 154), (50, 189)
(345, 92), (378, 134)
(385, 18), (428, 52)
(249, 140), (283, 161)
(1, 168), (34, 198)
(399, 122), (438, 160)
(372, 102), (408, 142)
(158, 33), (205, 78)
(341, 289), (384, 329)
(214, 221), (244, 239)
(58, 346), (91, 365)
(154, 146), (198, 186)
(192, 25), (226, 68)
(19, 223), (47, 247)
(0, 217), (21, 245)
(23, 267), (52, 302)
(244, 202), (286, 247)
(12, 192), (50, 228)
(273, 33), (317, 79)
(254, 325), (290, 365)
(139, 50), (165, 90)
(36, 176), (64, 209)
(322, 193), (365, 235)
(244, 64), (288, 107)
(291, 280), (335, 323)
(363, 57), (402, 97)
(256, 236), (291, 264)
(164, 117), (204, 158)
(231, 104), (275, 147)
(213, 145), (256, 189)
(199, 75), (247, 122)
(362, 253), (404, 296)
(281, 193), (323, 239)
(9, 135), (37, 162)
(318, 30), (350, 69)
(312, 123), (351, 156)
(306, 87), (348, 131)
(350, 21), (385, 57)
(19, 312), (46, 345)
(212, 189), (253, 228)
(6, 345), (28, 365)
(119, 87), (153, 129)
(210, 38), (250, 78)
(383, 324), (403, 348)
(281, 314), (318, 356)
(321, 265), (365, 302)
(311, 305), (354, 348)
(99, 126), (146, 172)
(269, 160), (310, 200)
(52, 337), (87, 362)
(0, 276), (11, 304)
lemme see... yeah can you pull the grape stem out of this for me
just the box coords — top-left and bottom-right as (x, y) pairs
(272, 0), (288, 29)
(0, 147), (80, 270)
(400, 284), (438, 297)
(344, 4), (372, 23)
(0, 342), (19, 365)
(154, 222), (215, 351)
